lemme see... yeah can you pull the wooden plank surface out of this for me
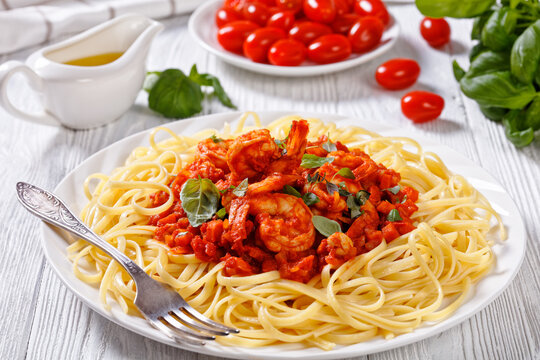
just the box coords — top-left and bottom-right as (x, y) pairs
(0, 4), (539, 360)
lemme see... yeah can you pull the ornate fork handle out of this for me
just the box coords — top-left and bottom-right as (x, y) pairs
(16, 182), (148, 282)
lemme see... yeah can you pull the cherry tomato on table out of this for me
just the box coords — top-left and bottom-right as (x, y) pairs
(215, 7), (242, 28)
(217, 20), (260, 53)
(308, 34), (351, 64)
(401, 91), (444, 123)
(354, 0), (390, 26)
(289, 21), (332, 45)
(420, 17), (451, 47)
(276, 0), (303, 13)
(243, 2), (272, 26)
(268, 39), (307, 66)
(243, 27), (287, 62)
(348, 16), (384, 53)
(375, 58), (420, 90)
(303, 0), (337, 24)
(331, 14), (360, 34)
(267, 11), (296, 31)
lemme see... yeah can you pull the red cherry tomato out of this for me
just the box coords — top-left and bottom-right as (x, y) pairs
(289, 21), (332, 45)
(243, 27), (287, 62)
(348, 16), (383, 53)
(243, 2), (272, 26)
(303, 0), (336, 24)
(401, 91), (444, 123)
(375, 58), (420, 90)
(217, 20), (260, 53)
(276, 0), (303, 13)
(215, 7), (243, 28)
(223, 0), (247, 15)
(331, 14), (360, 34)
(354, 0), (389, 26)
(268, 39), (307, 66)
(267, 11), (296, 31)
(308, 34), (351, 64)
(420, 17), (451, 47)
(334, 0), (350, 15)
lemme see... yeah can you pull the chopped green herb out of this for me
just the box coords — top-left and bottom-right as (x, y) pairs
(346, 195), (364, 219)
(336, 167), (355, 179)
(307, 172), (326, 184)
(401, 195), (408, 204)
(337, 182), (352, 197)
(355, 190), (370, 206)
(210, 134), (223, 143)
(387, 209), (403, 222)
(232, 178), (248, 197)
(301, 154), (334, 169)
(216, 208), (227, 219)
(385, 185), (401, 195)
(180, 178), (221, 227)
(282, 185), (302, 198)
(322, 138), (337, 152)
(302, 192), (320, 206)
(312, 215), (342, 237)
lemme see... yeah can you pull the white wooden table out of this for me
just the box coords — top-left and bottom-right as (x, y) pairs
(1, 4), (539, 360)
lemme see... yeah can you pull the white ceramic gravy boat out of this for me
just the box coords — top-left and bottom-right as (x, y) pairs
(0, 14), (163, 129)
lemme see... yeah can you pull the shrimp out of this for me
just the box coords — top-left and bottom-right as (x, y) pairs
(249, 193), (315, 252)
(317, 232), (357, 268)
(267, 120), (309, 174)
(226, 129), (280, 181)
(247, 173), (300, 196)
(196, 137), (233, 171)
(226, 120), (309, 180)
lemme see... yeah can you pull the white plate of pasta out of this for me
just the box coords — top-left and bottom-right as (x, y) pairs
(40, 111), (525, 359)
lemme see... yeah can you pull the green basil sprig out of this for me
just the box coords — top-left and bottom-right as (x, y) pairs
(144, 65), (236, 119)
(301, 154), (334, 168)
(418, 0), (540, 147)
(180, 178), (221, 227)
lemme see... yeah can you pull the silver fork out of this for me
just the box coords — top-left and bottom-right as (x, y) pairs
(16, 182), (238, 346)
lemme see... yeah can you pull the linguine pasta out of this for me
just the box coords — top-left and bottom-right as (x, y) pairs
(67, 112), (504, 350)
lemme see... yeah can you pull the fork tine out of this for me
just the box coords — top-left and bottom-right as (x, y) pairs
(162, 315), (216, 341)
(149, 318), (206, 346)
(170, 309), (230, 336)
(181, 304), (240, 334)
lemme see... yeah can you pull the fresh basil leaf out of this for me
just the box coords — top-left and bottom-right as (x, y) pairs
(525, 96), (540, 131)
(189, 65), (236, 109)
(336, 167), (355, 179)
(452, 60), (466, 81)
(469, 43), (487, 62)
(415, 0), (495, 18)
(210, 134), (223, 143)
(143, 71), (161, 93)
(312, 215), (342, 237)
(385, 185), (401, 195)
(338, 182), (352, 197)
(511, 20), (540, 84)
(302, 192), (320, 206)
(148, 69), (203, 119)
(460, 71), (537, 109)
(307, 172), (326, 184)
(216, 208), (227, 219)
(401, 195), (408, 204)
(502, 110), (535, 147)
(536, 68), (540, 87)
(479, 105), (508, 122)
(356, 190), (370, 206)
(466, 51), (510, 78)
(481, 8), (518, 51)
(326, 181), (339, 195)
(471, 10), (493, 40)
(301, 154), (334, 168)
(387, 209), (403, 222)
(180, 178), (221, 227)
(322, 139), (337, 152)
(232, 178), (248, 197)
(283, 185), (302, 197)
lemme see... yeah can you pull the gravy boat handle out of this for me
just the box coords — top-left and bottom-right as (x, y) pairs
(0, 60), (60, 126)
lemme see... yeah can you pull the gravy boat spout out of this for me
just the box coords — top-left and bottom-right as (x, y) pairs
(0, 14), (164, 129)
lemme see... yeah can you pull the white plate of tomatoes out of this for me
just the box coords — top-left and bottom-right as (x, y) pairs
(188, 0), (400, 76)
